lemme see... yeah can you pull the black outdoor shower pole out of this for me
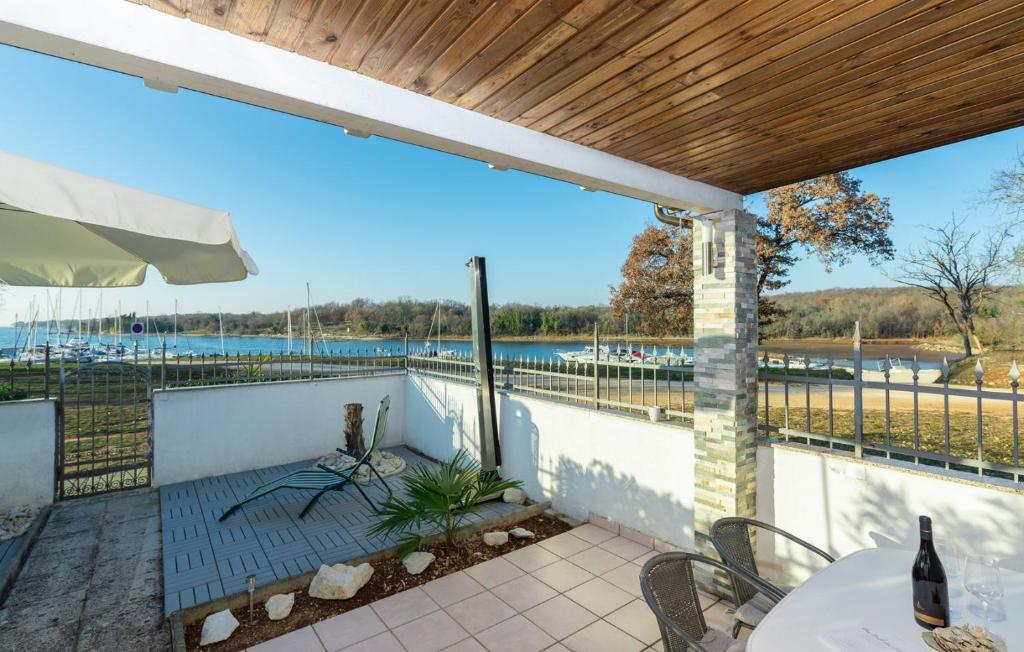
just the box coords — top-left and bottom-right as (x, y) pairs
(468, 256), (501, 471)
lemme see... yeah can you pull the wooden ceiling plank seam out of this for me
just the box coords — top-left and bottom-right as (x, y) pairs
(535, 0), (788, 137)
(707, 88), (1024, 190)
(263, 0), (322, 50)
(737, 110), (1024, 193)
(224, 0), (279, 41)
(721, 105), (1024, 193)
(411, 0), (543, 96)
(668, 54), (1024, 181)
(431, 0), (584, 104)
(514, 0), (720, 127)
(621, 0), (1013, 165)
(293, 0), (365, 62)
(624, 0), (1022, 167)
(581, 0), (946, 158)
(648, 23), (1024, 173)
(329, 0), (409, 70)
(149, 0), (192, 17)
(485, 0), (710, 123)
(472, 0), (654, 117)
(358, 0), (455, 79)
(455, 0), (629, 111)
(192, 0), (233, 29)
(635, 3), (1024, 169)
(548, 0), (853, 142)
(452, 11), (586, 110)
(689, 75), (1024, 184)
(577, 0), (940, 150)
(383, 0), (493, 88)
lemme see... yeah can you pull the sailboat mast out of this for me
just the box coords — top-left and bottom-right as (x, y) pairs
(173, 300), (178, 350)
(218, 310), (226, 356)
(98, 291), (103, 346)
(44, 290), (50, 346)
(286, 307), (293, 355)
(306, 283), (312, 355)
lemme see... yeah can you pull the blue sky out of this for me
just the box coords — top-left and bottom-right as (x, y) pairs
(1, 43), (1022, 323)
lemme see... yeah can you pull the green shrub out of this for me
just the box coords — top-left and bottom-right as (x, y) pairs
(369, 449), (523, 556)
(0, 387), (28, 402)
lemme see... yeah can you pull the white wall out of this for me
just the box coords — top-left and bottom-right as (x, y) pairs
(757, 443), (1024, 582)
(404, 375), (696, 548)
(0, 399), (55, 510)
(153, 374), (405, 486)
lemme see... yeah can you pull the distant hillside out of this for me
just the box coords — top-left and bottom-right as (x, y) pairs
(20, 286), (1021, 346)
(763, 285), (1024, 348)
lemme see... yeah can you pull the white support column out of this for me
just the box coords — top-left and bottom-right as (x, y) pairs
(692, 210), (759, 554)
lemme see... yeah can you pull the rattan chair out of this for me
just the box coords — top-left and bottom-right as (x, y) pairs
(640, 552), (779, 652)
(710, 517), (835, 635)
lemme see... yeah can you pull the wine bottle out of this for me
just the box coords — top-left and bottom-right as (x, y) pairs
(912, 515), (950, 629)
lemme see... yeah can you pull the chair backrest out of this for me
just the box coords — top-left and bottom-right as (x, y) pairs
(710, 517), (760, 605)
(711, 516), (835, 605)
(640, 552), (708, 652)
(364, 395), (390, 458)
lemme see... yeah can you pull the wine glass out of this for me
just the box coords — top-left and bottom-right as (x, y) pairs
(963, 556), (1003, 632)
(937, 540), (965, 620)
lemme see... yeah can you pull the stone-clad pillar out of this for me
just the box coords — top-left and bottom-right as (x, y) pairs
(692, 209), (758, 555)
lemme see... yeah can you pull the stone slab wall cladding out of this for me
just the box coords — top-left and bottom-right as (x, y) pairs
(691, 209), (759, 553)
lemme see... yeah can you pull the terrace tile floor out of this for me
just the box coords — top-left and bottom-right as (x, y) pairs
(251, 525), (747, 652)
(160, 447), (529, 615)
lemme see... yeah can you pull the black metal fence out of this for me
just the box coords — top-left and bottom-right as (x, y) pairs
(7, 334), (1022, 493)
(2, 345), (406, 500)
(2, 344), (406, 402)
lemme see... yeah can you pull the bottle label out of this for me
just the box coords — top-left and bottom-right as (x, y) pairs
(914, 608), (947, 627)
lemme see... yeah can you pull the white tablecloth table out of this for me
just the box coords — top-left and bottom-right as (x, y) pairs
(748, 547), (1023, 651)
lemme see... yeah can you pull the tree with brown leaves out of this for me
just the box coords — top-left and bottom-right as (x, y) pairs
(611, 172), (895, 336)
(610, 222), (694, 336)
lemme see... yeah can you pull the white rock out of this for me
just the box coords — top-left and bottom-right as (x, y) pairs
(508, 527), (534, 539)
(502, 488), (527, 504)
(402, 551), (435, 575)
(199, 609), (239, 646)
(483, 531), (509, 546)
(265, 593), (294, 620)
(308, 562), (374, 600)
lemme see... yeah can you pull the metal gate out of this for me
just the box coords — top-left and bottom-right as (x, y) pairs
(57, 362), (152, 499)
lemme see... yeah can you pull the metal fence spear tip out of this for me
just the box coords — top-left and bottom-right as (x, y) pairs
(1010, 360), (1021, 384)
(853, 320), (861, 342)
(942, 356), (950, 380)
(975, 358), (985, 385)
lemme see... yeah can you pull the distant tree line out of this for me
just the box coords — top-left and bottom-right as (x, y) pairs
(129, 298), (624, 339)
(22, 286), (1022, 346)
(762, 286), (1024, 348)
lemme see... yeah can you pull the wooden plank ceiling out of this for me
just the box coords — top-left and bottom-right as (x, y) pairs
(132, 0), (1024, 195)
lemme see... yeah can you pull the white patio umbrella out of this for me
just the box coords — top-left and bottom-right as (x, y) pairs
(0, 151), (257, 287)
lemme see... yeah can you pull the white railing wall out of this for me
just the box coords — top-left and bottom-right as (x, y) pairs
(0, 398), (56, 510)
(756, 442), (1024, 584)
(145, 369), (1024, 574)
(406, 374), (697, 549)
(152, 374), (405, 486)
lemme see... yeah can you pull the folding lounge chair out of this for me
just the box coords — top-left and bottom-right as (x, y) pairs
(219, 395), (394, 521)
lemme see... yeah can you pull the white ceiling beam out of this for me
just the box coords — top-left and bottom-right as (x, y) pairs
(0, 0), (742, 213)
